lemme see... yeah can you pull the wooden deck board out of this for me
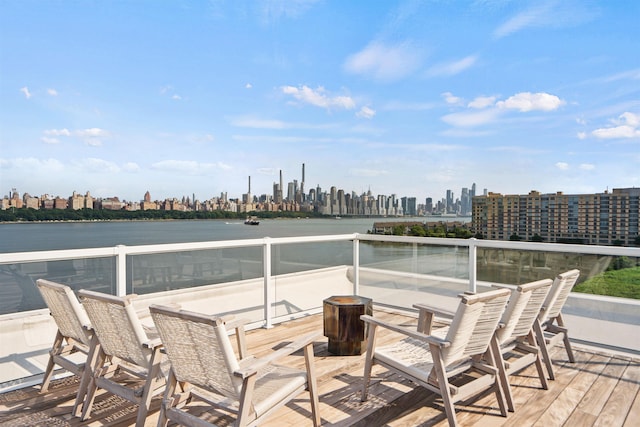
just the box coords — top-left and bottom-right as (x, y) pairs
(0, 309), (638, 427)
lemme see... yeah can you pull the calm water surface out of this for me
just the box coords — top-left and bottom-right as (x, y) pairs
(0, 218), (471, 253)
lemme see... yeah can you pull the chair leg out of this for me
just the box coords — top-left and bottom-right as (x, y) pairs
(534, 352), (549, 390)
(490, 337), (513, 413)
(136, 348), (163, 427)
(73, 336), (100, 417)
(304, 343), (321, 427)
(41, 331), (64, 393)
(557, 314), (575, 363)
(41, 355), (56, 393)
(237, 375), (257, 427)
(158, 369), (179, 427)
(361, 324), (378, 402)
(534, 320), (555, 380)
(81, 350), (107, 421)
(430, 344), (458, 427)
(525, 331), (549, 390)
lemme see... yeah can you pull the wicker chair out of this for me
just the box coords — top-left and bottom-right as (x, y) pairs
(361, 287), (511, 427)
(77, 290), (166, 427)
(149, 304), (321, 427)
(534, 269), (581, 380)
(35, 279), (97, 417)
(492, 278), (553, 411)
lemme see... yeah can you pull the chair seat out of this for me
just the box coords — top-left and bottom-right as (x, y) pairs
(246, 363), (308, 417)
(374, 337), (435, 385)
(374, 331), (468, 389)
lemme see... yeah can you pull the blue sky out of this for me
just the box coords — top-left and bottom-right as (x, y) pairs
(1, 0), (639, 204)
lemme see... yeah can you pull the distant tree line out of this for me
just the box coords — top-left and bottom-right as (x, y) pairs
(0, 208), (327, 222)
(382, 222), (474, 239)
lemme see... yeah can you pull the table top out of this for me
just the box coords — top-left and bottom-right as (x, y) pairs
(323, 295), (372, 306)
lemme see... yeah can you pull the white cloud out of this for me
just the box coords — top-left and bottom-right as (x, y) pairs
(245, 83), (253, 89)
(577, 132), (587, 140)
(123, 162), (140, 172)
(1, 157), (64, 172)
(592, 126), (640, 139)
(20, 87), (32, 99)
(171, 94), (182, 100)
(580, 163), (595, 170)
(441, 92), (463, 105)
(496, 92), (565, 112)
(44, 128), (71, 136)
(47, 88), (58, 96)
(356, 106), (376, 119)
(441, 108), (501, 128)
(77, 158), (120, 173)
(619, 112), (640, 127)
(468, 96), (497, 109)
(344, 41), (423, 81)
(494, 4), (551, 38)
(601, 68), (640, 83)
(555, 162), (569, 170)
(75, 128), (109, 146)
(281, 85), (355, 110)
(426, 55), (478, 77)
(76, 128), (108, 138)
(591, 112), (640, 139)
(42, 128), (109, 145)
(493, 2), (596, 39)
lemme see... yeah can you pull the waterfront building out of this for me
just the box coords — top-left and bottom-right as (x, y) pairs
(21, 193), (39, 209)
(472, 188), (640, 246)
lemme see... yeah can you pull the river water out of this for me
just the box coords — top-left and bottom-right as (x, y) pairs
(0, 217), (470, 253)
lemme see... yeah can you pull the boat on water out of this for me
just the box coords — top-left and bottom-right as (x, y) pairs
(244, 216), (260, 225)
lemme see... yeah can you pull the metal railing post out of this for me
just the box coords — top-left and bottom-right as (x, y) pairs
(353, 236), (360, 295)
(468, 238), (477, 293)
(263, 238), (273, 328)
(115, 244), (127, 296)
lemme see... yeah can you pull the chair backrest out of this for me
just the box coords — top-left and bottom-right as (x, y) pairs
(443, 288), (510, 366)
(149, 304), (242, 399)
(78, 290), (152, 368)
(496, 279), (553, 344)
(36, 279), (92, 346)
(538, 269), (580, 324)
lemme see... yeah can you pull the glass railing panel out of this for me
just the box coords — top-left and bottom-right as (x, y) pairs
(572, 255), (640, 300)
(128, 247), (263, 295)
(357, 241), (470, 310)
(271, 241), (353, 275)
(476, 249), (639, 299)
(0, 257), (116, 315)
(271, 240), (353, 317)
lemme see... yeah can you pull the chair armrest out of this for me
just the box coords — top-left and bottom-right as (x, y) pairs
(142, 336), (163, 349)
(135, 302), (180, 320)
(223, 317), (250, 331)
(233, 332), (321, 379)
(223, 317), (250, 359)
(413, 303), (455, 320)
(361, 315), (449, 348)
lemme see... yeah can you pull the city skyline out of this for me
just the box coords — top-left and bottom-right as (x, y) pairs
(3, 165), (481, 216)
(1, 1), (639, 202)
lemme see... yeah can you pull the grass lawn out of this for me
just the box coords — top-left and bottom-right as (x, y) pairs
(574, 266), (640, 299)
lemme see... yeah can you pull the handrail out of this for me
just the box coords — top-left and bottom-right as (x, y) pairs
(1, 232), (638, 307)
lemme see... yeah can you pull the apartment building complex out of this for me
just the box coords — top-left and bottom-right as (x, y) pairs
(472, 188), (640, 246)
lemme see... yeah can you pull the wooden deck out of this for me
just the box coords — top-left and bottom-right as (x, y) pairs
(1, 309), (639, 426)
